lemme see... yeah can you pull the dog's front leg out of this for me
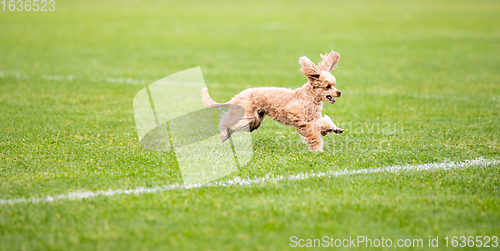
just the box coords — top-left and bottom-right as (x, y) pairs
(296, 123), (324, 152)
(315, 115), (344, 136)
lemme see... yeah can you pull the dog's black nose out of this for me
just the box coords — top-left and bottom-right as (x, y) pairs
(337, 91), (341, 96)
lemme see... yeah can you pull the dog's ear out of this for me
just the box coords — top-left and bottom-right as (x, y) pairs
(317, 51), (340, 72)
(299, 56), (320, 80)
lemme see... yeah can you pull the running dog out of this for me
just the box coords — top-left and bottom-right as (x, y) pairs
(202, 50), (344, 152)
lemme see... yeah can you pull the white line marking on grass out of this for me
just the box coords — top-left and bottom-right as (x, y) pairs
(0, 71), (149, 85)
(42, 75), (74, 81)
(104, 77), (147, 85)
(1, 158), (498, 205)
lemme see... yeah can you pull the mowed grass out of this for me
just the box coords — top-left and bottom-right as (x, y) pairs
(0, 0), (499, 250)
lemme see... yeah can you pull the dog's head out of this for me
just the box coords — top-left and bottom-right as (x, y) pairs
(299, 51), (341, 104)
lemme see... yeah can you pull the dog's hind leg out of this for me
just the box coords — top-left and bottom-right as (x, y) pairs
(218, 106), (256, 142)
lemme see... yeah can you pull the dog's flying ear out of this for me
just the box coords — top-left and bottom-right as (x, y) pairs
(299, 56), (320, 80)
(317, 51), (340, 72)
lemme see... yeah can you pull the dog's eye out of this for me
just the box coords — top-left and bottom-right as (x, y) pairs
(326, 85), (331, 89)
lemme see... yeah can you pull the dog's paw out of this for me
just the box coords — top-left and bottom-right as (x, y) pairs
(309, 148), (324, 152)
(220, 129), (232, 142)
(322, 127), (344, 135)
(308, 145), (324, 152)
(333, 128), (344, 134)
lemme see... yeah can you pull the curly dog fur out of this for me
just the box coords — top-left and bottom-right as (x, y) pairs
(202, 50), (344, 152)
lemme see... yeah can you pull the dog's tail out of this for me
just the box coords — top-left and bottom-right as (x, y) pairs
(202, 87), (231, 109)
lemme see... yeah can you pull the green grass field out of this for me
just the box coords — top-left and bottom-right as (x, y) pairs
(1, 0), (499, 250)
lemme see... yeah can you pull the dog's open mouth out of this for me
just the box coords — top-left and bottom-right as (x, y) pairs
(326, 95), (336, 103)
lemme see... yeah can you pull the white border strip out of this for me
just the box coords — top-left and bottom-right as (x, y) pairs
(1, 158), (498, 205)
